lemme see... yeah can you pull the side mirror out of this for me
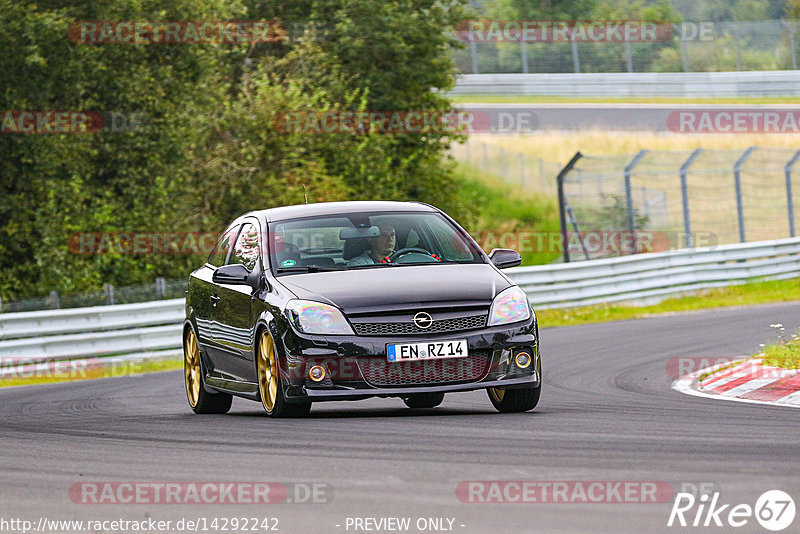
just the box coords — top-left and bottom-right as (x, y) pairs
(488, 248), (522, 269)
(212, 263), (252, 285)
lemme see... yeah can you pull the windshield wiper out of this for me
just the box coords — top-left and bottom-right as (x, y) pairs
(276, 265), (346, 273)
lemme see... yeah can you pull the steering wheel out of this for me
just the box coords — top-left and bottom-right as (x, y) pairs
(388, 247), (439, 262)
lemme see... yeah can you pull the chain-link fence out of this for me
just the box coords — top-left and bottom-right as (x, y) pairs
(558, 147), (800, 261)
(0, 278), (188, 313)
(454, 20), (800, 74)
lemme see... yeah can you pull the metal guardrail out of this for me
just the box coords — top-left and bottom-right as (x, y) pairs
(451, 71), (800, 97)
(0, 298), (185, 340)
(1, 237), (798, 369)
(508, 236), (800, 308)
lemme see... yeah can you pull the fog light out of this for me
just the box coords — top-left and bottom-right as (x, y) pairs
(515, 351), (532, 369)
(308, 365), (326, 382)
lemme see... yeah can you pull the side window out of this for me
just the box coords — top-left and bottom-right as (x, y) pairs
(230, 222), (260, 271)
(207, 226), (239, 267)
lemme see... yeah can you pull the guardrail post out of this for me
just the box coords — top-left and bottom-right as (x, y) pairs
(624, 150), (649, 254)
(0, 295), (4, 313)
(104, 283), (115, 305)
(557, 152), (583, 263)
(733, 146), (756, 243)
(680, 148), (703, 247)
(785, 149), (800, 237)
(49, 290), (60, 309)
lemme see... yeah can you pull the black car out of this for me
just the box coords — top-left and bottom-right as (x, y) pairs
(183, 201), (540, 417)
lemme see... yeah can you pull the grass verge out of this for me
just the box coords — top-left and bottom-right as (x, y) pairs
(464, 131), (800, 168)
(536, 277), (800, 328)
(452, 164), (561, 265)
(0, 357), (182, 388)
(761, 331), (800, 370)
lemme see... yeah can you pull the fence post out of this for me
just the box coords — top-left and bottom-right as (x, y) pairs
(155, 277), (166, 299)
(675, 24), (690, 72)
(680, 148), (703, 248)
(785, 149), (800, 237)
(0, 295), (3, 313)
(624, 150), (649, 254)
(49, 290), (60, 309)
(733, 146), (756, 243)
(624, 41), (633, 72)
(556, 152), (583, 263)
(104, 283), (115, 305)
(783, 20), (798, 70)
(520, 41), (529, 73)
(470, 41), (479, 74)
(571, 40), (580, 73)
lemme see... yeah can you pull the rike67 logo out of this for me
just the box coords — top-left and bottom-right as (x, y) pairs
(668, 490), (796, 531)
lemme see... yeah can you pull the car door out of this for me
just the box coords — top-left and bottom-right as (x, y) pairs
(209, 220), (261, 381)
(191, 224), (238, 366)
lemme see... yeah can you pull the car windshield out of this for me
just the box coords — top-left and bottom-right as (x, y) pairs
(268, 211), (484, 274)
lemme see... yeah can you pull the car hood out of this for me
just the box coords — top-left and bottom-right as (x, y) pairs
(277, 264), (512, 315)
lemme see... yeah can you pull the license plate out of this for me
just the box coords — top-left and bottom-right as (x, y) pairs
(386, 340), (468, 362)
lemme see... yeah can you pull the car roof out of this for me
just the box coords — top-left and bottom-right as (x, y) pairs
(244, 201), (438, 223)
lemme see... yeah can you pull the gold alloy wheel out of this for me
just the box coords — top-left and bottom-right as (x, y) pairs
(258, 332), (279, 412)
(488, 388), (505, 403)
(184, 329), (201, 408)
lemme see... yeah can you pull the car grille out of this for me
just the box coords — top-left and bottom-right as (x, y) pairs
(351, 314), (487, 336)
(357, 353), (491, 387)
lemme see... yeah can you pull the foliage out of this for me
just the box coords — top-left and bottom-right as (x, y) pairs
(0, 0), (471, 301)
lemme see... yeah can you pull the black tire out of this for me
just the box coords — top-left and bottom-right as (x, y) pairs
(184, 327), (232, 414)
(257, 330), (311, 418)
(487, 384), (540, 413)
(487, 357), (541, 413)
(402, 392), (445, 409)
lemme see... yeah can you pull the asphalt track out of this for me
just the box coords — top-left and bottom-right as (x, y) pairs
(1, 301), (800, 534)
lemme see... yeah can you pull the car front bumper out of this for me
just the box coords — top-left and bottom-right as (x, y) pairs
(278, 318), (540, 402)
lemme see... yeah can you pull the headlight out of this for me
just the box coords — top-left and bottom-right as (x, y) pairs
(488, 286), (531, 326)
(285, 300), (354, 335)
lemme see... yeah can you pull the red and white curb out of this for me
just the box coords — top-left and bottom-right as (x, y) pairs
(672, 358), (800, 408)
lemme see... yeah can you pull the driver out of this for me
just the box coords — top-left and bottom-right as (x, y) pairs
(347, 225), (396, 266)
